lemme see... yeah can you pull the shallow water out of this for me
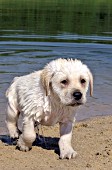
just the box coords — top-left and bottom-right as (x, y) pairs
(0, 1), (112, 133)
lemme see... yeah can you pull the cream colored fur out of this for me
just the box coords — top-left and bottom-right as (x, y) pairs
(6, 58), (93, 159)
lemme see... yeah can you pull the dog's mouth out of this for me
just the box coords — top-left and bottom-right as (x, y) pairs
(66, 102), (83, 107)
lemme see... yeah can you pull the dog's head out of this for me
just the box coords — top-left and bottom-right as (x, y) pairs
(41, 58), (93, 106)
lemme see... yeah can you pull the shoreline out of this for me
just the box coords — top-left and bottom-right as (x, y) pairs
(0, 100), (112, 135)
(0, 115), (112, 170)
(1, 113), (112, 135)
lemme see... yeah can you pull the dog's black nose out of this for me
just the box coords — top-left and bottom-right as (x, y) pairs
(73, 91), (82, 100)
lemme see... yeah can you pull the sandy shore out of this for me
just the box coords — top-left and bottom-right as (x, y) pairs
(0, 115), (112, 170)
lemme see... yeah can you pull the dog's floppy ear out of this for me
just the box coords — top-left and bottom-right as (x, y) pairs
(87, 69), (93, 97)
(41, 68), (53, 96)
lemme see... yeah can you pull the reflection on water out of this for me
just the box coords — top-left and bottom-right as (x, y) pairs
(0, 0), (112, 37)
(0, 1), (112, 131)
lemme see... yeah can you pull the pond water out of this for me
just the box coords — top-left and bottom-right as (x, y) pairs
(0, 1), (112, 133)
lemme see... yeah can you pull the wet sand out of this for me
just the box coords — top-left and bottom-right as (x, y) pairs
(0, 115), (112, 170)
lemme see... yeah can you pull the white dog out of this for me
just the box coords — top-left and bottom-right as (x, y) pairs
(6, 58), (93, 159)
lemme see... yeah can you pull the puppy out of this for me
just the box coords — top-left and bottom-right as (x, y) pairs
(6, 58), (93, 159)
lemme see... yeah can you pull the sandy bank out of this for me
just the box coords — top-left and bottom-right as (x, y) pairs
(0, 116), (112, 170)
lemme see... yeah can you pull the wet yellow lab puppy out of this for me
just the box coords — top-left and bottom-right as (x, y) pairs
(6, 58), (93, 159)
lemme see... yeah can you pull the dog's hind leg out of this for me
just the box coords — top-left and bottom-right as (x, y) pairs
(6, 102), (20, 139)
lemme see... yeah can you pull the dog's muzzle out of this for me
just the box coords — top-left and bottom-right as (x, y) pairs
(66, 91), (83, 107)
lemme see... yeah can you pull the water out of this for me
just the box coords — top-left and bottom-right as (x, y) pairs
(0, 1), (112, 133)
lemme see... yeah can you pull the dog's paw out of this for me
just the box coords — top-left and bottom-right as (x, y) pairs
(9, 129), (19, 139)
(16, 136), (32, 152)
(16, 144), (31, 152)
(60, 147), (77, 159)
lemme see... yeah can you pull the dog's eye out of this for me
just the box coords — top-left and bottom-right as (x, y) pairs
(80, 79), (86, 84)
(61, 80), (68, 85)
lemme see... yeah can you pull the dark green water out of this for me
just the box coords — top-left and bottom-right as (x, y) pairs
(0, 1), (112, 133)
(0, 0), (112, 43)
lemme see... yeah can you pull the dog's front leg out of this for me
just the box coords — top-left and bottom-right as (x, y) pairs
(17, 117), (36, 151)
(59, 121), (77, 159)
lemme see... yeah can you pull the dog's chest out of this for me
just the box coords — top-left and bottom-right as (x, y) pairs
(40, 107), (74, 126)
(40, 110), (61, 126)
(35, 96), (75, 126)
